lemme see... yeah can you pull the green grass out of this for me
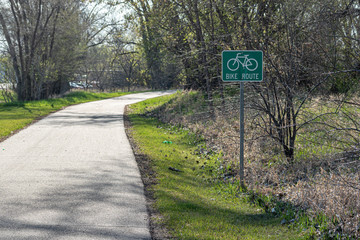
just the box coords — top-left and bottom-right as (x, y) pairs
(128, 91), (179, 114)
(295, 99), (360, 160)
(127, 97), (304, 240)
(0, 89), (16, 103)
(0, 91), (138, 139)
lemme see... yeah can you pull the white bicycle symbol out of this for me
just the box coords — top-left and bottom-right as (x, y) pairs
(227, 53), (258, 71)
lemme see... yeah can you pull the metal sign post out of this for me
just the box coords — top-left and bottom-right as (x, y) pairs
(239, 82), (245, 186)
(222, 50), (263, 187)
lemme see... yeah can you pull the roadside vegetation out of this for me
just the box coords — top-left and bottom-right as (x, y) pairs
(128, 90), (360, 239)
(126, 95), (304, 239)
(0, 89), (16, 103)
(1, 1), (359, 238)
(0, 91), (136, 141)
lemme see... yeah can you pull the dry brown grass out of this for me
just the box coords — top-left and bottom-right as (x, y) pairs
(149, 90), (360, 237)
(286, 170), (360, 236)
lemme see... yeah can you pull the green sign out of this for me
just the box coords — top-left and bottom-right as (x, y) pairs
(222, 50), (263, 82)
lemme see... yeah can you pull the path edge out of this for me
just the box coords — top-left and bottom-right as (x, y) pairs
(124, 105), (172, 240)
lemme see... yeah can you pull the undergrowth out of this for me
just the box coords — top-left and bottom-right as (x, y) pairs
(140, 89), (360, 239)
(127, 100), (303, 239)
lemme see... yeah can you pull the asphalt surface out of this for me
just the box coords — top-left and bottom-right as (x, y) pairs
(0, 91), (175, 240)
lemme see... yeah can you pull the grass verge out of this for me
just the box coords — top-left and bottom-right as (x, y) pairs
(126, 95), (304, 240)
(0, 91), (138, 141)
(132, 90), (360, 239)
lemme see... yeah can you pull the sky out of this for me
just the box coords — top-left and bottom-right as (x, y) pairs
(0, 0), (128, 53)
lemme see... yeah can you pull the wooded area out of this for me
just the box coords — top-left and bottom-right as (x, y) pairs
(1, 0), (360, 238)
(120, 0), (360, 160)
(3, 0), (357, 160)
(1, 1), (359, 101)
(0, 0), (116, 100)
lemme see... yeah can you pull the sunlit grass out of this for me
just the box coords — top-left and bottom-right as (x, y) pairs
(0, 89), (16, 103)
(295, 98), (360, 160)
(129, 91), (179, 114)
(128, 91), (360, 238)
(127, 96), (304, 240)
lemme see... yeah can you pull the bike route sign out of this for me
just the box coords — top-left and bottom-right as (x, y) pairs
(222, 50), (263, 82)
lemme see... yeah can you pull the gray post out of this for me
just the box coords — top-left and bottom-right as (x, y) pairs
(239, 82), (245, 187)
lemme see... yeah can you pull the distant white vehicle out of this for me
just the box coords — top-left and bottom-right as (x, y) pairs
(69, 81), (94, 89)
(0, 83), (12, 89)
(78, 82), (93, 88)
(69, 82), (82, 88)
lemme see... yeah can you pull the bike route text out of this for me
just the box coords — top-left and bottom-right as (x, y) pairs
(225, 73), (260, 81)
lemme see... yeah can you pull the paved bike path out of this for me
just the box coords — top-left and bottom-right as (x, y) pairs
(0, 91), (174, 239)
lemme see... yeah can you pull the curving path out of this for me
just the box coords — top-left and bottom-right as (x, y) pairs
(0, 91), (175, 240)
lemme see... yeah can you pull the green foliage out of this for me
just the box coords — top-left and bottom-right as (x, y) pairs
(224, 85), (240, 97)
(295, 98), (360, 161)
(329, 74), (359, 94)
(0, 89), (16, 103)
(239, 189), (348, 240)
